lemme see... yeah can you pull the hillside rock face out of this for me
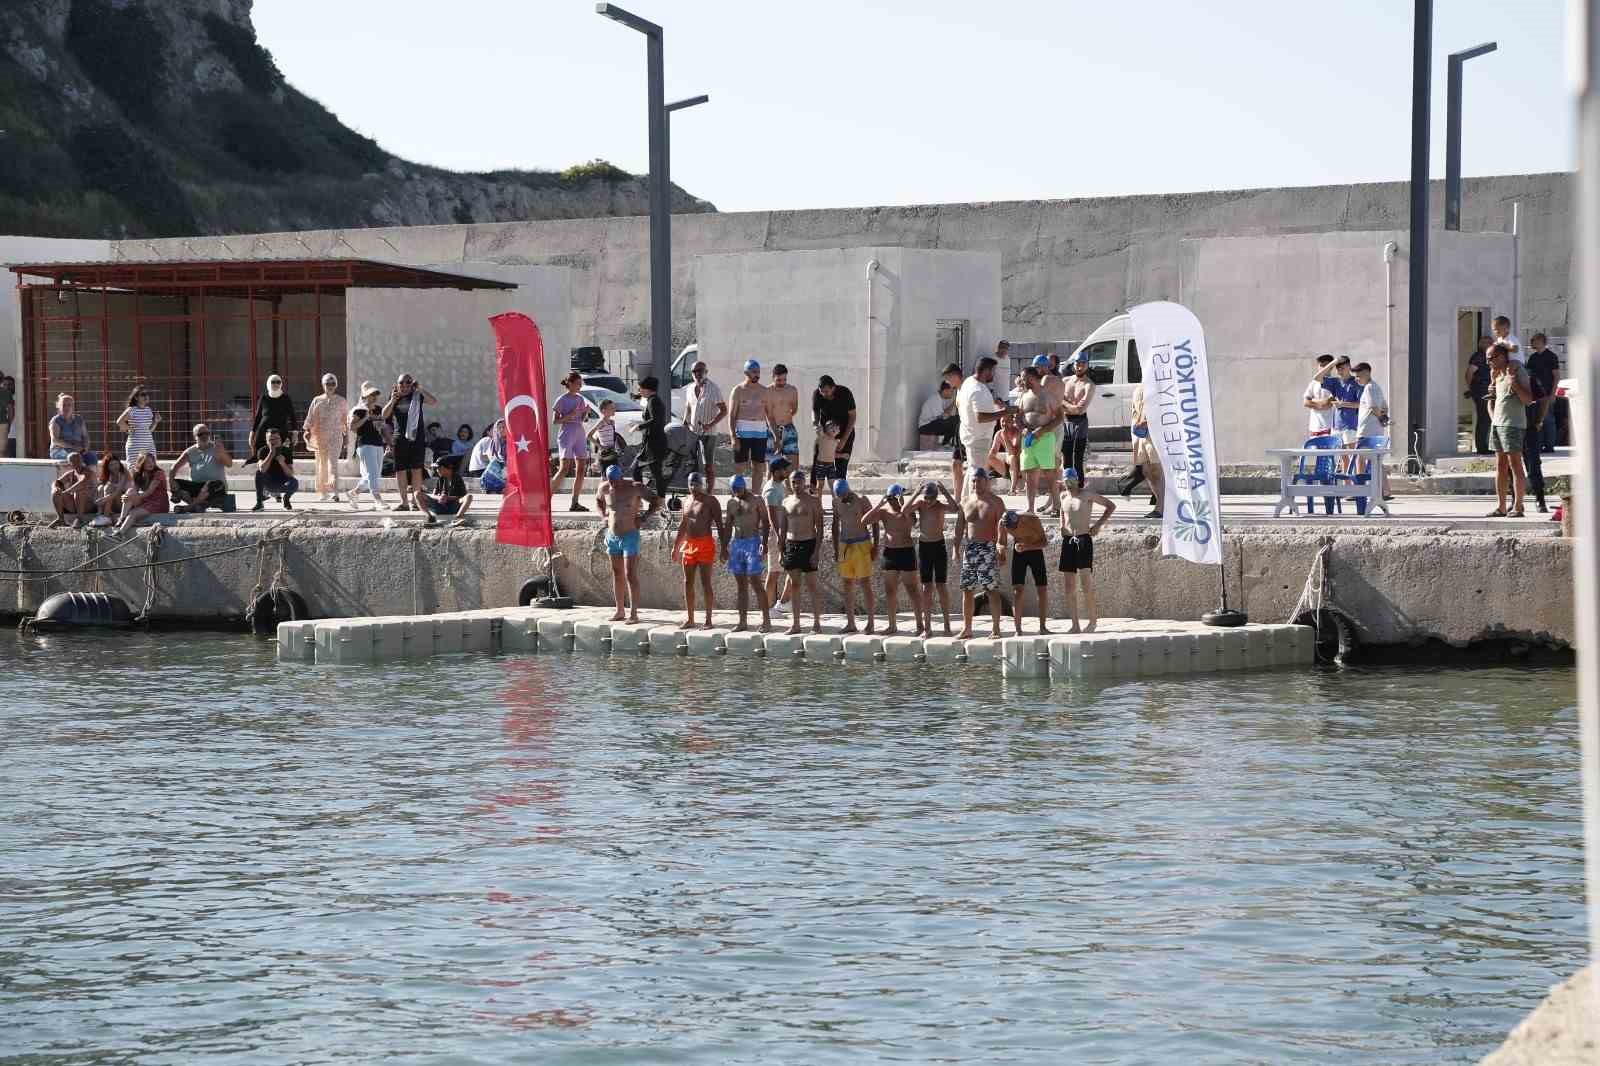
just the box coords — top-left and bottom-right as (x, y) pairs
(0, 0), (713, 237)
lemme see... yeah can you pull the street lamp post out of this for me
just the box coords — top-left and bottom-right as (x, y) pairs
(1406, 0), (1433, 466)
(597, 3), (700, 393)
(1445, 42), (1498, 231)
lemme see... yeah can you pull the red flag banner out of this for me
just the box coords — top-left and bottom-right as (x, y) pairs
(489, 312), (554, 548)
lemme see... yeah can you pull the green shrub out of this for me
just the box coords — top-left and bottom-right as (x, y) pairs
(559, 159), (631, 184)
(65, 0), (167, 125)
(67, 123), (196, 235)
(201, 12), (281, 94)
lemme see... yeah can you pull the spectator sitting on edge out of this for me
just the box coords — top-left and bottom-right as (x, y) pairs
(49, 452), (95, 528)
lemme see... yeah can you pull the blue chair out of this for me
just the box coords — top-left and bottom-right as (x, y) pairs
(1291, 436), (1340, 514)
(1334, 436), (1389, 515)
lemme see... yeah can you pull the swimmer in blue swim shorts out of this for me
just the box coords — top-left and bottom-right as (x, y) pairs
(724, 474), (771, 631)
(595, 464), (660, 622)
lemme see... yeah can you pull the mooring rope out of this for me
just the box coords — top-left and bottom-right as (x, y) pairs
(134, 526), (165, 623)
(1288, 539), (1335, 630)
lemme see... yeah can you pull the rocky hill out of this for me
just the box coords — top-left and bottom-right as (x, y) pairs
(0, 0), (714, 239)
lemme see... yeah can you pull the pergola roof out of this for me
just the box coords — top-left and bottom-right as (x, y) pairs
(6, 257), (518, 293)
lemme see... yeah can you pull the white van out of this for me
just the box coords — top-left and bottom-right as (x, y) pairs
(1068, 313), (1142, 440)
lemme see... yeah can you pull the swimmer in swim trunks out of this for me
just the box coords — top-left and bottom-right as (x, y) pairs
(956, 468), (1006, 639)
(671, 472), (726, 629)
(727, 359), (775, 498)
(725, 474), (771, 632)
(1018, 363), (1063, 515)
(1058, 467), (1115, 633)
(862, 483), (924, 637)
(830, 478), (877, 635)
(768, 364), (801, 461)
(1000, 508), (1051, 636)
(596, 464), (660, 623)
(780, 468), (826, 634)
(763, 457), (792, 616)
(905, 480), (960, 636)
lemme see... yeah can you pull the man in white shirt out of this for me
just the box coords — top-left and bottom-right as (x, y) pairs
(918, 381), (958, 447)
(1353, 361), (1389, 500)
(1302, 354), (1336, 437)
(957, 356), (1004, 497)
(683, 360), (727, 492)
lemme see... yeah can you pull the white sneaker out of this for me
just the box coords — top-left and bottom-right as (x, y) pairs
(90, 515), (112, 527)
(772, 601), (789, 616)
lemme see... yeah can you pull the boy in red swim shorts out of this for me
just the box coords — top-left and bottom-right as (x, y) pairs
(670, 472), (726, 629)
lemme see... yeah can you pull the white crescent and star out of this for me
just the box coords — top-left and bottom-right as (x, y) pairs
(503, 394), (539, 454)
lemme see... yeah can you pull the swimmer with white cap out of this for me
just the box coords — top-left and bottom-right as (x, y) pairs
(596, 462), (660, 623)
(862, 482), (925, 636)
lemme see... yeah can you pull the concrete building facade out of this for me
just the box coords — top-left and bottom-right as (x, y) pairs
(695, 248), (1000, 462)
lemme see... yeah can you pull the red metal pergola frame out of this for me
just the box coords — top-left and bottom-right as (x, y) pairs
(12, 259), (515, 457)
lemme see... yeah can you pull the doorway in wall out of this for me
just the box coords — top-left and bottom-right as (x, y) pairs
(936, 319), (968, 377)
(1457, 307), (1486, 453)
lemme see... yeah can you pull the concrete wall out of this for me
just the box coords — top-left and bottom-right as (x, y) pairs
(1178, 230), (1513, 461)
(115, 172), (1566, 356)
(1, 236), (113, 451)
(694, 248), (999, 462)
(346, 264), (572, 438)
(0, 520), (1572, 649)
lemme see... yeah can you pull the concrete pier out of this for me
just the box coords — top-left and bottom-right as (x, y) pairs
(279, 603), (1316, 681)
(0, 508), (1570, 651)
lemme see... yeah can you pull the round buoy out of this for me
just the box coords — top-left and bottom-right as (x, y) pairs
(248, 588), (310, 635)
(1293, 608), (1357, 663)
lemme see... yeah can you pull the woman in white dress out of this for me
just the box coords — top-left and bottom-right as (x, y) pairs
(116, 384), (160, 463)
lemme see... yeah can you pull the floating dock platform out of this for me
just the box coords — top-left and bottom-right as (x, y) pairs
(278, 606), (1317, 681)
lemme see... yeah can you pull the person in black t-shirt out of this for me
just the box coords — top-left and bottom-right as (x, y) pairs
(252, 427), (299, 511)
(1463, 335), (1494, 455)
(632, 376), (670, 497)
(811, 375), (858, 479)
(1524, 333), (1562, 452)
(416, 453), (475, 527)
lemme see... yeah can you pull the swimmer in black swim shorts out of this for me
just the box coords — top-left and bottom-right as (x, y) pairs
(780, 468), (825, 634)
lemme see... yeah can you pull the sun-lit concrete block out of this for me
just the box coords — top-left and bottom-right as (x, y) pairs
(842, 635), (883, 662)
(371, 617), (407, 658)
(723, 631), (765, 657)
(1047, 637), (1075, 679)
(963, 638), (1001, 665)
(608, 622), (651, 654)
(1242, 627), (1272, 670)
(1216, 628), (1249, 670)
(461, 615), (493, 652)
(536, 615), (574, 651)
(277, 619), (317, 662)
(1188, 630), (1223, 673)
(432, 616), (465, 655)
(573, 620), (612, 654)
(315, 620), (375, 664)
(881, 635), (923, 662)
(1132, 633), (1173, 675)
(762, 632), (805, 659)
(649, 626), (688, 656)
(803, 633), (844, 660)
(1002, 636), (1049, 678)
(1066, 635), (1118, 678)
(922, 636), (965, 664)
(685, 629), (726, 656)
(499, 613), (540, 652)
(1281, 623), (1316, 665)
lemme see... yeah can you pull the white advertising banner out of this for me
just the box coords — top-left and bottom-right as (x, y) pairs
(1129, 302), (1223, 566)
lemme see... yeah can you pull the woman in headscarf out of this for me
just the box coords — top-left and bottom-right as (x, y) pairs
(302, 373), (350, 502)
(250, 373), (298, 461)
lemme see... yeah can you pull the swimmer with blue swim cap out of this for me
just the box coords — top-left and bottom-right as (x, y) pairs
(597, 457), (663, 625)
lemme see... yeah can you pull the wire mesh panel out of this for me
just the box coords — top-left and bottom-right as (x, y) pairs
(22, 285), (346, 459)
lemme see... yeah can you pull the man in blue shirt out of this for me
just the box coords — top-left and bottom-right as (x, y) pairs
(1325, 355), (1364, 442)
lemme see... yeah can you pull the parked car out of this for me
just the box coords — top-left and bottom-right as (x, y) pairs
(580, 373), (629, 396)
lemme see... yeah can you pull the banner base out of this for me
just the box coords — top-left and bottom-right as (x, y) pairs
(1202, 607), (1249, 628)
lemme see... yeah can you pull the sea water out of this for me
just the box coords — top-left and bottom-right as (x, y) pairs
(0, 632), (1582, 1064)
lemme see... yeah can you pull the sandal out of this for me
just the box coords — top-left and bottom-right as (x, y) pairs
(1486, 508), (1507, 517)
(1509, 509), (1526, 518)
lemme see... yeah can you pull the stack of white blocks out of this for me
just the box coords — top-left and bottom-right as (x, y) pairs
(280, 606), (1317, 679)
